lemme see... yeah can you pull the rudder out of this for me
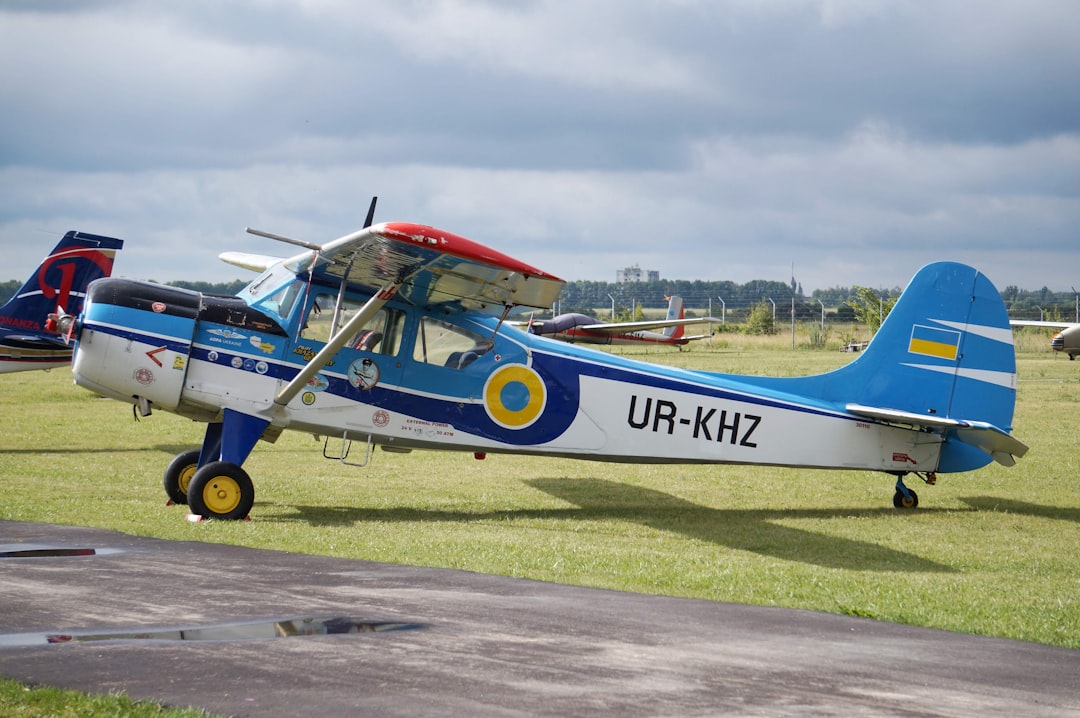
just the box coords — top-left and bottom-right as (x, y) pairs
(0, 231), (124, 335)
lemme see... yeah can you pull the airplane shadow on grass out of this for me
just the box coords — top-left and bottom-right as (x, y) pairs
(276, 477), (958, 573)
(960, 496), (1080, 523)
(0, 444), (195, 456)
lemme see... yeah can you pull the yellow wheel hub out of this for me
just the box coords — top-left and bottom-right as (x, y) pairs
(178, 465), (197, 495)
(202, 476), (242, 514)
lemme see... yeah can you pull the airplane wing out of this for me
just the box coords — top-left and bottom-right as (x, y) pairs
(284, 222), (564, 314)
(1010, 320), (1077, 329)
(578, 318), (720, 334)
(552, 317), (722, 335)
(220, 251), (281, 273)
(846, 403), (1029, 467)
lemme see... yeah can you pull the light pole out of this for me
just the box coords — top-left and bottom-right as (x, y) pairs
(790, 297), (795, 350)
(607, 293), (615, 321)
(717, 296), (725, 324)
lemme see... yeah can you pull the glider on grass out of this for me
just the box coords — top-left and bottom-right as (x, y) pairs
(56, 199), (1027, 519)
(1, 231), (123, 374)
(516, 295), (719, 347)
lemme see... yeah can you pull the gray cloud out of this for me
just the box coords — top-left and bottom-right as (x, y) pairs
(1, 0), (1077, 295)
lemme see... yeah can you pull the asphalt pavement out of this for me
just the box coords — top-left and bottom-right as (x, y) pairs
(1, 520), (1077, 717)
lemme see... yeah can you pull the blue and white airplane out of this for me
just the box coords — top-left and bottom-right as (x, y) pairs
(0, 231), (123, 374)
(59, 202), (1027, 519)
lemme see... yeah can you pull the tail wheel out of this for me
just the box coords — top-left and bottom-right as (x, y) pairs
(893, 487), (919, 509)
(187, 461), (254, 520)
(163, 449), (201, 505)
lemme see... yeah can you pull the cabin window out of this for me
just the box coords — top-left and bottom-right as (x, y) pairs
(413, 317), (493, 369)
(300, 293), (403, 355)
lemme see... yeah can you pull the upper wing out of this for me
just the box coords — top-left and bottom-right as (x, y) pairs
(220, 251), (280, 273)
(239, 222), (565, 314)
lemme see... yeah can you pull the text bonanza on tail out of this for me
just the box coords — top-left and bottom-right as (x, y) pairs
(62, 211), (1026, 519)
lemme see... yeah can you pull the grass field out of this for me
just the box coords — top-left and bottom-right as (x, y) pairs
(1, 330), (1078, 654)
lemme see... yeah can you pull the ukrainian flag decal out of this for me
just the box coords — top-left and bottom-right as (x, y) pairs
(908, 324), (961, 360)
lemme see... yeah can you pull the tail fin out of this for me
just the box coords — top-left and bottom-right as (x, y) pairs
(0, 231), (124, 335)
(662, 296), (686, 339)
(832, 262), (1020, 471)
(740, 262), (1023, 472)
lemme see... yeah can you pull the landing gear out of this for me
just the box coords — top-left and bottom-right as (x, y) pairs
(893, 480), (918, 509)
(163, 449), (201, 505)
(187, 461), (254, 521)
(172, 408), (269, 520)
(892, 472), (936, 509)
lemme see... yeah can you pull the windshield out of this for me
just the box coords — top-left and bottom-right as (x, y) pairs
(243, 264), (306, 325)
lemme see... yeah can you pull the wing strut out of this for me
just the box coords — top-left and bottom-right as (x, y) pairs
(275, 280), (401, 407)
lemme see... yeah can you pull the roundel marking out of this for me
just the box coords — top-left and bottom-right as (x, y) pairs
(483, 364), (546, 429)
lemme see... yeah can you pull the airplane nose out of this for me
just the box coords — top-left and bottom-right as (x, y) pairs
(1051, 333), (1064, 350)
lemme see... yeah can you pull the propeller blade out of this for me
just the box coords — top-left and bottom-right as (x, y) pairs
(363, 196), (378, 228)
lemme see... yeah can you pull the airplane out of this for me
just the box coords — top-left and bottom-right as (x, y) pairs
(1009, 320), (1080, 360)
(0, 231), (124, 374)
(515, 295), (720, 347)
(56, 200), (1028, 520)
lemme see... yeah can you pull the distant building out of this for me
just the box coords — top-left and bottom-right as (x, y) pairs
(617, 265), (660, 283)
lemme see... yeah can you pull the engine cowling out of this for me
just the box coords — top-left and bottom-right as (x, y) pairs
(72, 279), (199, 412)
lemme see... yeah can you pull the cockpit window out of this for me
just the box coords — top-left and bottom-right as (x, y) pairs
(414, 317), (492, 369)
(244, 264), (305, 325)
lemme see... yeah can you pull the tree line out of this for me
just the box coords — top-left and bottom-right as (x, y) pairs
(1, 277), (1075, 325)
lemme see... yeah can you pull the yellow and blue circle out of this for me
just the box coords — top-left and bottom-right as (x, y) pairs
(483, 364), (546, 429)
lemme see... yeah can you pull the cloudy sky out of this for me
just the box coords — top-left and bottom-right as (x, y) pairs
(2, 0), (1077, 296)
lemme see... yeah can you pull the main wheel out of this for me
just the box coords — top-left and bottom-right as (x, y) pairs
(163, 449), (201, 505)
(187, 461), (254, 520)
(893, 487), (919, 509)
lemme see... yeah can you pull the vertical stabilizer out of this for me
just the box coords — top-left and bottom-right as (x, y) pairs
(0, 231), (124, 335)
(662, 296), (686, 339)
(736, 262), (1020, 472)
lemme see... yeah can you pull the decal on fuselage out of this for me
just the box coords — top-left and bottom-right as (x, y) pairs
(627, 394), (761, 448)
(483, 364), (546, 429)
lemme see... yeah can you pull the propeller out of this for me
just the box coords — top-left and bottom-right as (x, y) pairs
(44, 305), (76, 344)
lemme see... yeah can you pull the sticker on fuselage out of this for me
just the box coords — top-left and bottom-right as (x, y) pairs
(348, 358), (379, 390)
(483, 364), (546, 429)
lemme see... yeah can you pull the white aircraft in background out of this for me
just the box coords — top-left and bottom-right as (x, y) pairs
(1010, 320), (1080, 360)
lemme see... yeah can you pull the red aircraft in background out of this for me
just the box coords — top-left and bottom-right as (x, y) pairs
(520, 296), (719, 347)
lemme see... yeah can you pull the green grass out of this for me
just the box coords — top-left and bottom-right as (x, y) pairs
(2, 338), (1079, 659)
(0, 677), (212, 717)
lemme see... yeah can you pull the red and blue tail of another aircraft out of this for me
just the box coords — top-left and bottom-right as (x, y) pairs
(0, 230), (124, 374)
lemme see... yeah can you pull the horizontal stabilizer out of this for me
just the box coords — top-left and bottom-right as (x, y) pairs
(846, 403), (1028, 466)
(953, 422), (1029, 467)
(846, 403), (963, 430)
(219, 251), (283, 273)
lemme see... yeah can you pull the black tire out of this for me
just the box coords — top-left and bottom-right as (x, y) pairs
(893, 487), (919, 509)
(163, 449), (201, 505)
(187, 461), (254, 520)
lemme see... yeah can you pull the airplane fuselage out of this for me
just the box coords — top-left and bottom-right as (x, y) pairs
(73, 277), (941, 475)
